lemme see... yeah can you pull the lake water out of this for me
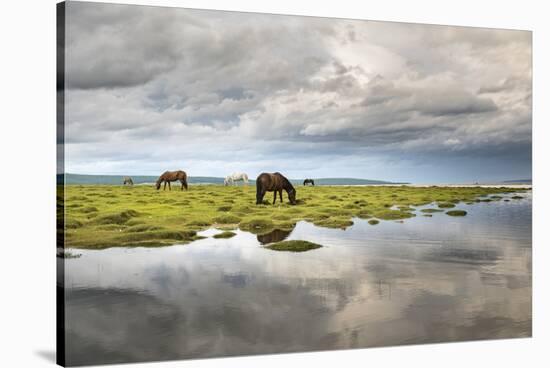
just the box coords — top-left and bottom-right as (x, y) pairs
(61, 192), (532, 366)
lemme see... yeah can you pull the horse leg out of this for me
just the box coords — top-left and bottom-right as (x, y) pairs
(163, 181), (167, 190)
(279, 190), (283, 203)
(168, 181), (171, 191)
(273, 191), (277, 205)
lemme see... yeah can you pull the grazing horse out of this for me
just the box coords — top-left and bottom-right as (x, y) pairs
(303, 179), (315, 186)
(123, 176), (134, 185)
(224, 172), (249, 186)
(256, 172), (297, 205)
(156, 170), (188, 191)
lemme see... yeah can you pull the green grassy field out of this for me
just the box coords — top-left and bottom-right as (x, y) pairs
(59, 184), (528, 249)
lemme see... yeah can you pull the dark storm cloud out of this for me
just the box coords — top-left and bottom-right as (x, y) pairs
(359, 76), (498, 116)
(64, 2), (532, 182)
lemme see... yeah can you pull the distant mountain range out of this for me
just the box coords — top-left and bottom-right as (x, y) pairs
(501, 179), (532, 184)
(60, 173), (405, 186)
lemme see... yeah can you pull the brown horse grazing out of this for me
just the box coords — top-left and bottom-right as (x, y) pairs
(156, 170), (188, 191)
(256, 172), (296, 205)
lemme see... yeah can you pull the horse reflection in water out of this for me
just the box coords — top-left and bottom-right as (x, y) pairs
(256, 228), (292, 244)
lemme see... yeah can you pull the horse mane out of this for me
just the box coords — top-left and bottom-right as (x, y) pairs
(280, 175), (295, 193)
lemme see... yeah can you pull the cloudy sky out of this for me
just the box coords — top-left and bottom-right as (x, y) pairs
(63, 2), (532, 183)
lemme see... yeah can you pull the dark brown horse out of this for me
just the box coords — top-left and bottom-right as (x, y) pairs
(303, 179), (314, 186)
(256, 172), (296, 205)
(156, 170), (188, 191)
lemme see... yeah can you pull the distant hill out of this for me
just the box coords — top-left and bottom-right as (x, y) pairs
(501, 179), (532, 184)
(301, 178), (404, 186)
(62, 173), (223, 185)
(60, 173), (404, 186)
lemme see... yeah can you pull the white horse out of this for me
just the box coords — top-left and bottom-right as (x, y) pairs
(224, 172), (249, 186)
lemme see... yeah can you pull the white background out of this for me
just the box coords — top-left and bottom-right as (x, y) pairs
(0, 0), (547, 367)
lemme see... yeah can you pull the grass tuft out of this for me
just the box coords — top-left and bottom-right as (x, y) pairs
(239, 217), (274, 233)
(421, 208), (444, 213)
(265, 240), (322, 252)
(213, 214), (241, 224)
(94, 210), (140, 225)
(446, 210), (467, 216)
(213, 231), (237, 239)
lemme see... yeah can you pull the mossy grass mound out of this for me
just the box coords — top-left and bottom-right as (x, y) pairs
(94, 210), (140, 225)
(313, 217), (354, 229)
(437, 203), (456, 209)
(372, 209), (416, 220)
(62, 184), (527, 249)
(446, 210), (467, 216)
(187, 218), (212, 227)
(421, 208), (444, 213)
(213, 214), (241, 224)
(80, 206), (98, 213)
(65, 218), (83, 229)
(368, 219), (380, 225)
(124, 224), (164, 232)
(265, 240), (322, 252)
(213, 231), (237, 239)
(239, 217), (274, 233)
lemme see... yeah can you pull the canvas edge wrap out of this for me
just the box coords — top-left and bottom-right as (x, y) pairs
(56, 2), (66, 366)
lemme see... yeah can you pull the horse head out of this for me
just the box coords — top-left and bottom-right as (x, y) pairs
(288, 188), (297, 205)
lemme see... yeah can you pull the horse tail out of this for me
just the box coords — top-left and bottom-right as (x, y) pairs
(182, 172), (188, 190)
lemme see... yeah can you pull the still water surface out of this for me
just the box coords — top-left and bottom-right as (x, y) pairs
(62, 193), (531, 366)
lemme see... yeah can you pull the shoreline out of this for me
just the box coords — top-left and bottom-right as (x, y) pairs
(351, 183), (532, 189)
(64, 182), (532, 189)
